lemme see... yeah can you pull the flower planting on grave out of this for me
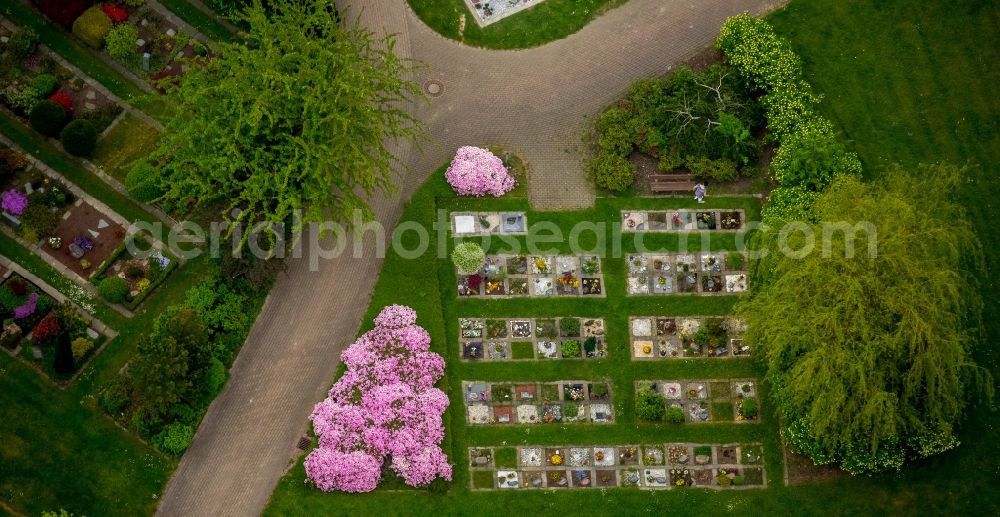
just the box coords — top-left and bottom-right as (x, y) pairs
(0, 275), (57, 351)
(635, 379), (760, 424)
(92, 235), (177, 308)
(469, 443), (766, 490)
(0, 26), (123, 146)
(19, 301), (107, 381)
(306, 305), (451, 492)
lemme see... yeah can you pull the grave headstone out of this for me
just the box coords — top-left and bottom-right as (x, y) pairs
(86, 328), (99, 339)
(97, 219), (109, 229)
(88, 229), (100, 239)
(142, 52), (151, 71)
(166, 28), (176, 37)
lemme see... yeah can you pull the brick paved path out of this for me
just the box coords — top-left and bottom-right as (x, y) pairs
(155, 1), (781, 516)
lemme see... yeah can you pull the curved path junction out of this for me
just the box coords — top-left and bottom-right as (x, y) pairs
(155, 1), (781, 515)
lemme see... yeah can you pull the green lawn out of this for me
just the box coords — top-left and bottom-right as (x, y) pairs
(158, 0), (239, 43)
(266, 0), (1000, 515)
(407, 0), (627, 49)
(0, 358), (175, 516)
(92, 115), (162, 183)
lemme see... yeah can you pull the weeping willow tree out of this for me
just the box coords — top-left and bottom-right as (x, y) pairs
(743, 164), (992, 474)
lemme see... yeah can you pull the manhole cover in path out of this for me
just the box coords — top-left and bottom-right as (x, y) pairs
(423, 79), (444, 97)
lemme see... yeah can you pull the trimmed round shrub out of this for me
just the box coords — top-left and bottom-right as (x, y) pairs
(664, 406), (685, 424)
(60, 119), (98, 157)
(451, 242), (485, 275)
(105, 24), (139, 62)
(592, 151), (635, 192)
(7, 28), (39, 60)
(125, 162), (165, 202)
(31, 74), (59, 98)
(635, 389), (666, 422)
(72, 6), (114, 49)
(71, 337), (94, 361)
(154, 422), (193, 456)
(29, 100), (68, 137)
(98, 277), (130, 304)
(19, 204), (60, 241)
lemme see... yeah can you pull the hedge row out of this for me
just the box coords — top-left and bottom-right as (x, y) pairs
(717, 14), (862, 223)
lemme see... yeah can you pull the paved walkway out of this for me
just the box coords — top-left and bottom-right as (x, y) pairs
(155, 1), (781, 516)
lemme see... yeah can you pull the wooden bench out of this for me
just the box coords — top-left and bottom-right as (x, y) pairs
(649, 174), (697, 194)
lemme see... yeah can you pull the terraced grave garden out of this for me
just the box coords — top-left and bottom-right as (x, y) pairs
(458, 317), (607, 360)
(469, 443), (766, 490)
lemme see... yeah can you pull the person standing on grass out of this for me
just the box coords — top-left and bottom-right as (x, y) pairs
(694, 183), (706, 203)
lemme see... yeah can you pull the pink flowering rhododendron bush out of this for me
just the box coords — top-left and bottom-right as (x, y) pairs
(305, 305), (452, 492)
(444, 146), (516, 197)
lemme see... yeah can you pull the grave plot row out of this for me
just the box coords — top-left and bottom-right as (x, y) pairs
(629, 316), (749, 359)
(635, 379), (761, 423)
(459, 317), (607, 360)
(621, 209), (745, 232)
(2, 163), (127, 281)
(1, 273), (59, 351)
(626, 253), (748, 295)
(1, 272), (109, 383)
(463, 0), (548, 27)
(89, 234), (178, 310)
(451, 211), (527, 236)
(0, 20), (125, 141)
(469, 443), (765, 490)
(458, 254), (603, 297)
(463, 381), (613, 425)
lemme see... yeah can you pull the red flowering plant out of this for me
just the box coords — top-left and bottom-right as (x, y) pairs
(32, 313), (61, 343)
(49, 91), (73, 114)
(101, 3), (129, 24)
(465, 273), (483, 292)
(7, 279), (27, 297)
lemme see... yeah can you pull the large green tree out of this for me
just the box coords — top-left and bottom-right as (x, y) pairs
(130, 308), (213, 419)
(743, 164), (992, 474)
(146, 0), (421, 247)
